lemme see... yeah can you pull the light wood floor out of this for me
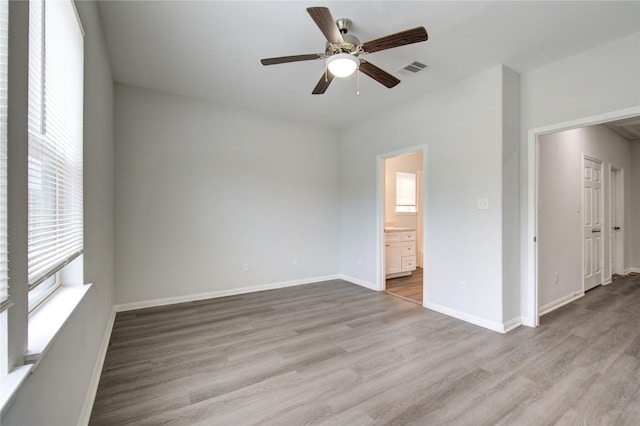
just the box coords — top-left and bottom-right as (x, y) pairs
(385, 267), (423, 305)
(90, 275), (640, 425)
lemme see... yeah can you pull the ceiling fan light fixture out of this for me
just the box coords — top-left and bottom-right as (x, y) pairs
(326, 53), (358, 78)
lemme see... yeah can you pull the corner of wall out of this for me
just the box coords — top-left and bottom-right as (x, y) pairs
(501, 65), (521, 323)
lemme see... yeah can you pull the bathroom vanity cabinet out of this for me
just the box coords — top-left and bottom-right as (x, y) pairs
(384, 229), (416, 278)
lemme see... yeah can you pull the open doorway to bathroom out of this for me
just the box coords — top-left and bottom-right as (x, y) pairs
(383, 150), (424, 305)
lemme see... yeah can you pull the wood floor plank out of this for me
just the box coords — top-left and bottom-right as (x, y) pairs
(385, 267), (423, 305)
(90, 276), (640, 425)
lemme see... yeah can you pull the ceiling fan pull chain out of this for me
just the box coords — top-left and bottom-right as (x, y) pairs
(356, 65), (360, 95)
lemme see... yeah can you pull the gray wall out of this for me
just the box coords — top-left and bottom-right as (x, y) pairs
(339, 65), (515, 330)
(501, 67), (521, 323)
(538, 125), (632, 310)
(632, 141), (640, 269)
(114, 84), (341, 306)
(2, 1), (115, 425)
(520, 31), (640, 321)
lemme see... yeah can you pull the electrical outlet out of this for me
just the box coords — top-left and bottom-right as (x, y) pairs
(460, 281), (469, 293)
(292, 257), (299, 267)
(357, 257), (362, 266)
(243, 262), (249, 272)
(554, 272), (559, 285)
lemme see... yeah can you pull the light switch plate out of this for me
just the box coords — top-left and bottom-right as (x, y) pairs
(477, 198), (489, 210)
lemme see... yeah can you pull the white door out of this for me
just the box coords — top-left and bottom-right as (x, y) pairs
(610, 168), (624, 276)
(610, 169), (617, 276)
(584, 157), (603, 291)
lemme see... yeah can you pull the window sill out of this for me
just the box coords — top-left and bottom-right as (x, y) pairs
(0, 285), (91, 417)
(25, 283), (92, 366)
(0, 364), (33, 417)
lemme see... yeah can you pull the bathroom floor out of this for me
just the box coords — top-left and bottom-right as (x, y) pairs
(385, 267), (423, 305)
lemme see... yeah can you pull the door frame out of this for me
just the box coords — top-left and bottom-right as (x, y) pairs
(376, 145), (428, 303)
(609, 165), (624, 277)
(582, 155), (604, 292)
(525, 106), (640, 327)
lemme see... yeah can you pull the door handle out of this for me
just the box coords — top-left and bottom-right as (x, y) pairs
(614, 226), (621, 230)
(592, 229), (601, 233)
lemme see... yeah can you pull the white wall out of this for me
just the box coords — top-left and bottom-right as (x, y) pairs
(2, 1), (115, 425)
(114, 85), (341, 305)
(340, 65), (513, 328)
(632, 141), (640, 269)
(538, 125), (631, 310)
(520, 32), (640, 320)
(501, 67), (521, 323)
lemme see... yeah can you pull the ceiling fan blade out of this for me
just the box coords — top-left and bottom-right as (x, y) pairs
(362, 27), (428, 54)
(307, 7), (344, 44)
(261, 53), (323, 66)
(312, 71), (335, 95)
(358, 60), (400, 88)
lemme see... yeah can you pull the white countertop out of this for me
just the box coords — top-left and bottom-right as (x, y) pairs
(384, 227), (415, 232)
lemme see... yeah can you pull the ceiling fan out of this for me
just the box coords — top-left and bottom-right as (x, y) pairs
(260, 6), (428, 95)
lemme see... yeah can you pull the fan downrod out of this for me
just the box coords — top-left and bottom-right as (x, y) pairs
(335, 18), (352, 34)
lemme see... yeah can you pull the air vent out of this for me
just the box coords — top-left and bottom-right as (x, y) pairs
(395, 61), (428, 78)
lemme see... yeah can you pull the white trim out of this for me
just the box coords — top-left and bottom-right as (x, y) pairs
(521, 315), (536, 328)
(340, 274), (378, 291)
(77, 307), (116, 426)
(538, 292), (584, 316)
(114, 275), (341, 312)
(424, 301), (511, 334)
(376, 145), (428, 295)
(625, 267), (640, 274)
(0, 364), (33, 416)
(608, 165), (625, 278)
(503, 317), (523, 333)
(525, 106), (640, 329)
(25, 283), (92, 366)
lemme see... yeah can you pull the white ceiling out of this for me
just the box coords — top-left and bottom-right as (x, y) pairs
(97, 1), (640, 129)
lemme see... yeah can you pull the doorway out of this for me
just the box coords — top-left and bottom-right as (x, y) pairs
(527, 107), (640, 327)
(380, 149), (425, 305)
(583, 156), (604, 291)
(609, 167), (624, 277)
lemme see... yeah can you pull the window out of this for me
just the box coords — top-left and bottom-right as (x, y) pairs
(395, 172), (417, 214)
(28, 0), (84, 310)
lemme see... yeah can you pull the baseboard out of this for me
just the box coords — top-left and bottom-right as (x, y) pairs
(538, 291), (584, 316)
(424, 301), (511, 334)
(340, 274), (378, 291)
(77, 307), (116, 426)
(502, 317), (523, 333)
(114, 274), (341, 312)
(624, 267), (640, 274)
(521, 315), (537, 328)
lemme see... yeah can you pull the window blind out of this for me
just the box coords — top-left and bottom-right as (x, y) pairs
(0, 0), (9, 314)
(28, 0), (84, 289)
(396, 172), (417, 213)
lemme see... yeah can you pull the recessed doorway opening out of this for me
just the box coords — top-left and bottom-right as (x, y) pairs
(527, 107), (640, 327)
(378, 148), (426, 305)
